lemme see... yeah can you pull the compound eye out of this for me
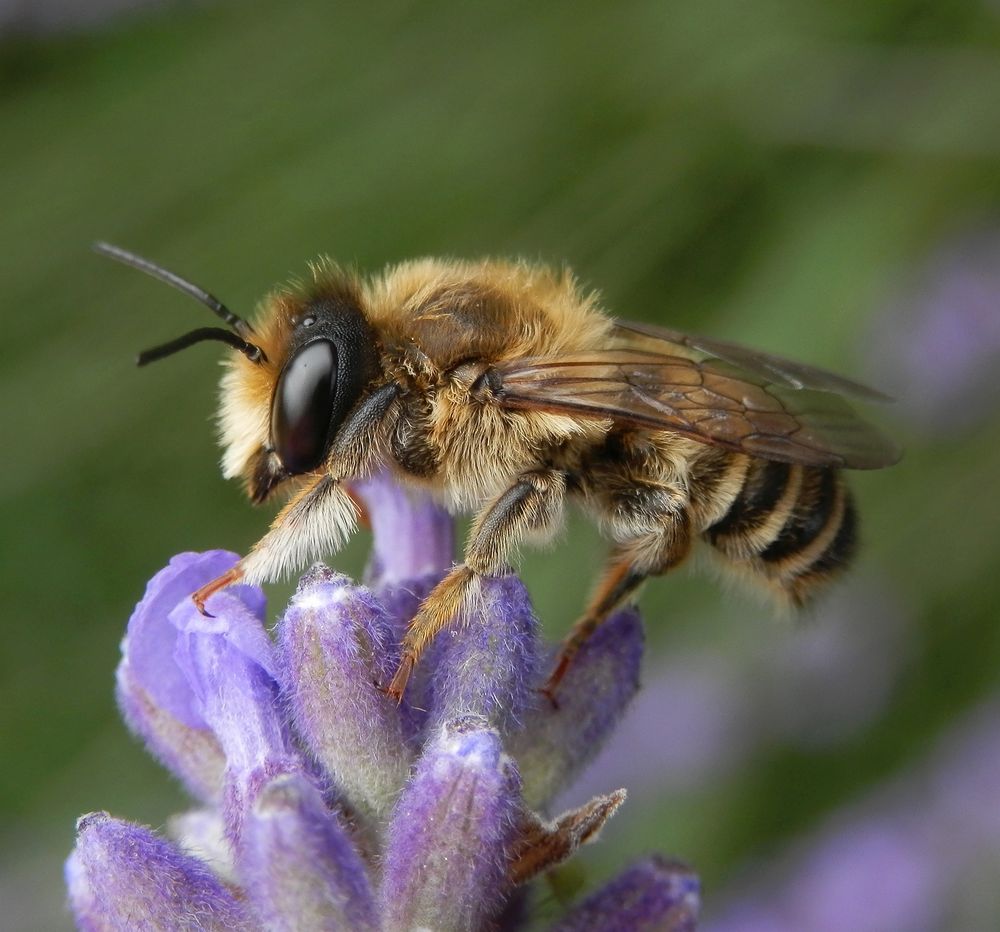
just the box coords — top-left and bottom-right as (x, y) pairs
(271, 340), (337, 475)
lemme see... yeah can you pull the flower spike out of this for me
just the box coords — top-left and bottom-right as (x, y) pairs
(70, 474), (696, 930)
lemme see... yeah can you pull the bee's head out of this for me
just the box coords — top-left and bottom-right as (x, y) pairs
(94, 244), (381, 503)
(222, 278), (383, 503)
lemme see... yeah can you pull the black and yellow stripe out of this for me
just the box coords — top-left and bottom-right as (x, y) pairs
(699, 457), (857, 607)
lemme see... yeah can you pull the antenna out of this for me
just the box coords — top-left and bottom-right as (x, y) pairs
(93, 241), (267, 365)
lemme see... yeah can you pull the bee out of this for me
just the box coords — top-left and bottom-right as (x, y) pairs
(95, 242), (899, 702)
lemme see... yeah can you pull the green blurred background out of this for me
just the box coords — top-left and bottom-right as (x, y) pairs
(3, 1), (1000, 928)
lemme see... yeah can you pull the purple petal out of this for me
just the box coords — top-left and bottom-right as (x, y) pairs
(428, 573), (541, 732)
(510, 609), (644, 810)
(66, 812), (254, 931)
(551, 856), (700, 932)
(351, 471), (454, 587)
(115, 663), (226, 806)
(240, 773), (379, 932)
(115, 551), (265, 804)
(171, 589), (302, 846)
(277, 569), (412, 823)
(380, 716), (521, 932)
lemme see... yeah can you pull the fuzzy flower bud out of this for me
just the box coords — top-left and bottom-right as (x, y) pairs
(381, 716), (521, 930)
(66, 812), (254, 931)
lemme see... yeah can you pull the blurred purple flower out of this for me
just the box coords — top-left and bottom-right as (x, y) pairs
(867, 226), (1000, 431)
(569, 582), (907, 805)
(703, 698), (1000, 932)
(67, 472), (699, 930)
(551, 856), (700, 932)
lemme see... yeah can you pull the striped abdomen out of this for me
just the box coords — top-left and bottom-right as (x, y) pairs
(694, 454), (857, 607)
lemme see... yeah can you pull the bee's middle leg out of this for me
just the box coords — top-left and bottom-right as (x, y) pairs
(385, 469), (567, 702)
(543, 478), (691, 700)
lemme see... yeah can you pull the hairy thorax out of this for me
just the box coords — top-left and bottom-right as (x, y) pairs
(370, 258), (613, 510)
(390, 362), (606, 510)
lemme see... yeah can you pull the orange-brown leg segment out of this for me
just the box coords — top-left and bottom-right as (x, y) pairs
(542, 476), (692, 702)
(541, 558), (647, 703)
(385, 468), (567, 702)
(193, 565), (245, 617)
(385, 564), (476, 701)
(194, 473), (358, 615)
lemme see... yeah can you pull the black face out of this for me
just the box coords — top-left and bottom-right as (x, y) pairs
(269, 295), (381, 476)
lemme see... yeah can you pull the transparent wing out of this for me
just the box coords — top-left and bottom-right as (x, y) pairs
(612, 320), (893, 400)
(496, 321), (900, 469)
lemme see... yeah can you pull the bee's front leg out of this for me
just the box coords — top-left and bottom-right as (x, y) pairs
(385, 469), (567, 702)
(192, 564), (245, 616)
(192, 472), (359, 614)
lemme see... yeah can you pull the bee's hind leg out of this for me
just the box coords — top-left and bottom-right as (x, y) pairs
(540, 558), (648, 704)
(542, 477), (692, 703)
(385, 468), (567, 702)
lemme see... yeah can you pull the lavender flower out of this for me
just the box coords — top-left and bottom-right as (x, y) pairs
(866, 225), (1000, 432)
(67, 472), (699, 930)
(703, 698), (1000, 932)
(570, 582), (908, 804)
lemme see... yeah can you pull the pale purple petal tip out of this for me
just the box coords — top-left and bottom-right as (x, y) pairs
(115, 550), (265, 804)
(172, 593), (288, 770)
(240, 773), (379, 932)
(551, 856), (700, 932)
(381, 716), (521, 932)
(172, 589), (302, 846)
(123, 551), (242, 728)
(351, 471), (455, 586)
(66, 812), (254, 931)
(511, 609), (644, 809)
(277, 570), (412, 822)
(428, 573), (541, 732)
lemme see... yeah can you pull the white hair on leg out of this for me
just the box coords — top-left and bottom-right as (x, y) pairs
(240, 475), (358, 584)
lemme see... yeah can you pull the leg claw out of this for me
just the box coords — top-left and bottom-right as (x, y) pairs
(537, 683), (561, 711)
(192, 595), (215, 619)
(383, 654), (414, 706)
(191, 566), (243, 619)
